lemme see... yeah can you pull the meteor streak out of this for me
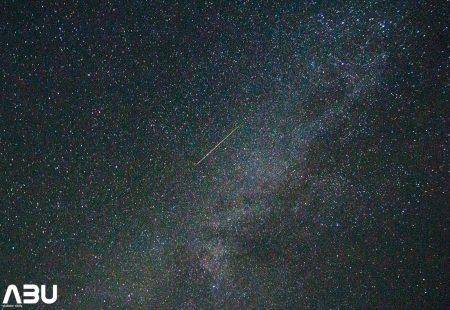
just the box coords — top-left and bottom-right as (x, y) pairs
(195, 125), (240, 166)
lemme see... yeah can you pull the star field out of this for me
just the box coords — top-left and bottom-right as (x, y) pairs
(1, 1), (448, 308)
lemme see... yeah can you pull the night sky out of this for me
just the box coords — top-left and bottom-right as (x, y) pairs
(1, 1), (448, 308)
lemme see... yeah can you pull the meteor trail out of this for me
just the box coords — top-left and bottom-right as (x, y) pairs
(195, 125), (240, 166)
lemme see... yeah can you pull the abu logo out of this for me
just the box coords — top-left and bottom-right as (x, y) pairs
(2, 285), (57, 305)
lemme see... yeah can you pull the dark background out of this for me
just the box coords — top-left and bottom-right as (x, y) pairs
(1, 1), (448, 308)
